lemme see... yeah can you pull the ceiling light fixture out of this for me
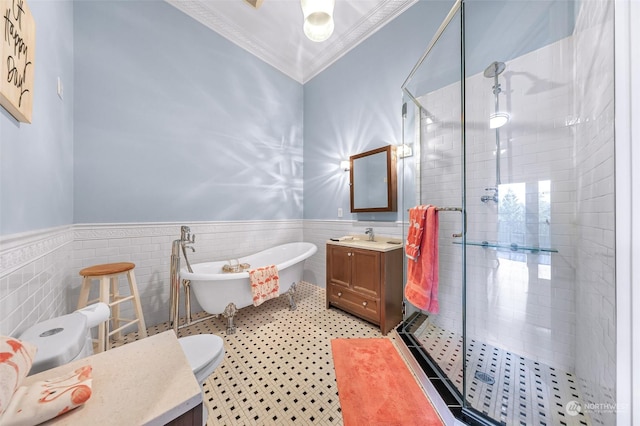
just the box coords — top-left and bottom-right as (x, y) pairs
(301, 0), (335, 42)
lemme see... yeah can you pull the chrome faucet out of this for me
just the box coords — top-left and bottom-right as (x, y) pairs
(481, 187), (499, 203)
(180, 226), (196, 266)
(365, 227), (375, 241)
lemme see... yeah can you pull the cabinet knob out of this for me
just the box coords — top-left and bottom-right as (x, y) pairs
(347, 252), (352, 257)
(337, 292), (342, 297)
(362, 301), (367, 307)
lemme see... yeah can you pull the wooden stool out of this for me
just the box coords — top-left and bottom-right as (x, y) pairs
(77, 262), (148, 352)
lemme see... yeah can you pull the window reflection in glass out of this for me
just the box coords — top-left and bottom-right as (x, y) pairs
(497, 180), (552, 279)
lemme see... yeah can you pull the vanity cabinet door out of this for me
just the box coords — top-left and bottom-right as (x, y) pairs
(327, 245), (352, 289)
(350, 248), (381, 298)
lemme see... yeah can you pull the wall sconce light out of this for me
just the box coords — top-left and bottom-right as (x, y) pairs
(301, 0), (335, 42)
(397, 144), (413, 158)
(340, 160), (350, 171)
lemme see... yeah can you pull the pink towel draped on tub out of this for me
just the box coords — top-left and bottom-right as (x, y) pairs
(404, 205), (440, 314)
(249, 265), (280, 307)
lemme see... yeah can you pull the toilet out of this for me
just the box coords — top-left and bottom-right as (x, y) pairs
(178, 334), (225, 384)
(178, 334), (225, 425)
(18, 303), (110, 375)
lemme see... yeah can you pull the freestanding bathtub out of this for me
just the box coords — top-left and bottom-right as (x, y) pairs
(180, 242), (317, 334)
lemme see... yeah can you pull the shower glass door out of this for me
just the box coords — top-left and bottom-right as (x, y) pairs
(464, 1), (615, 424)
(400, 0), (465, 404)
(400, 1), (615, 425)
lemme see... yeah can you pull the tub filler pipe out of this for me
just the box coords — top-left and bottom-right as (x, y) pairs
(170, 226), (219, 334)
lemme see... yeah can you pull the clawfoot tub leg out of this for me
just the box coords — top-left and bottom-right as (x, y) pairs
(286, 283), (297, 311)
(222, 302), (238, 335)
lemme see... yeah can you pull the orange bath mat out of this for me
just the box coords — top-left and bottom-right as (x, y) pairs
(331, 338), (443, 426)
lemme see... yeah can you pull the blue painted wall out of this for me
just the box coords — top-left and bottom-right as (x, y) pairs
(0, 0), (74, 235)
(0, 0), (576, 234)
(73, 1), (303, 223)
(302, 1), (455, 222)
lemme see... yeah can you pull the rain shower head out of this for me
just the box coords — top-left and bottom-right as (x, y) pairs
(484, 61), (506, 78)
(484, 60), (509, 129)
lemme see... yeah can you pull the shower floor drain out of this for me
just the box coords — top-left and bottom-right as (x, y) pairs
(474, 370), (495, 385)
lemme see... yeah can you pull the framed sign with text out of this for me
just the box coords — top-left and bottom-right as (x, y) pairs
(1, 0), (35, 123)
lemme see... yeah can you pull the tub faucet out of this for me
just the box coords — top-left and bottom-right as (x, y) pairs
(180, 226), (195, 247)
(170, 226), (196, 333)
(179, 226), (195, 271)
(365, 227), (375, 241)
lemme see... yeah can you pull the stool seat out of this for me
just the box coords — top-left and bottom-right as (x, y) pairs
(79, 262), (135, 277)
(77, 262), (147, 353)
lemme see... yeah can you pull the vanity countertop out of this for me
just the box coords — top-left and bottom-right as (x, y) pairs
(327, 235), (404, 252)
(22, 330), (202, 425)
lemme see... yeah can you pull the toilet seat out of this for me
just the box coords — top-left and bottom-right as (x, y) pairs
(178, 334), (225, 383)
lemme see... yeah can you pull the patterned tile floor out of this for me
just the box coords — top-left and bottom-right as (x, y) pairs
(113, 282), (415, 425)
(412, 317), (592, 426)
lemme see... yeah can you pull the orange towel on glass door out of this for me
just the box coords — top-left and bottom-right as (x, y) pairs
(404, 205), (439, 314)
(405, 205), (429, 260)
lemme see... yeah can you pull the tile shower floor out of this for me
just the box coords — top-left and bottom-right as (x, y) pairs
(412, 318), (592, 426)
(113, 281), (408, 425)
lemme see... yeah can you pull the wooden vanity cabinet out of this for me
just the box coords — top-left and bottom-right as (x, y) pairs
(326, 243), (403, 335)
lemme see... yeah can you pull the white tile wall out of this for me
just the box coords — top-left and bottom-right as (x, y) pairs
(0, 226), (73, 337)
(573, 0), (616, 424)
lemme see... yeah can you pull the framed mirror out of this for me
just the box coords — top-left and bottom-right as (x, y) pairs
(350, 145), (397, 212)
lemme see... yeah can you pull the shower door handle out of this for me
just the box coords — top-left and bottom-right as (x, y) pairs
(452, 210), (466, 238)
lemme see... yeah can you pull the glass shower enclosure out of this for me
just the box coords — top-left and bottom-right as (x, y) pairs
(398, 1), (615, 425)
